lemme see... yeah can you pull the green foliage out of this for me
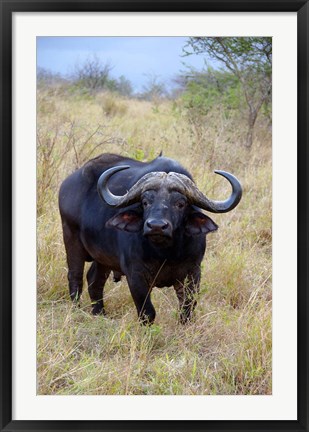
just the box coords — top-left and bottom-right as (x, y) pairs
(115, 75), (133, 97)
(184, 37), (272, 75)
(102, 75), (133, 98)
(183, 37), (272, 147)
(133, 148), (145, 161)
(181, 68), (242, 117)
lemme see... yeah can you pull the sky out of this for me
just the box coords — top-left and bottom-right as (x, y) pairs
(37, 37), (210, 93)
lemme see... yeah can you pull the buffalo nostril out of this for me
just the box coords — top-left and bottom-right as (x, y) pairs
(147, 220), (169, 231)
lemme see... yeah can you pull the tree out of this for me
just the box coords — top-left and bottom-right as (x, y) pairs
(180, 66), (241, 116)
(140, 73), (168, 101)
(73, 55), (113, 93)
(184, 37), (272, 147)
(115, 75), (133, 97)
(37, 67), (67, 88)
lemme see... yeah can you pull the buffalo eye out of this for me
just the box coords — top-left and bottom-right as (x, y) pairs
(175, 200), (186, 210)
(142, 200), (149, 208)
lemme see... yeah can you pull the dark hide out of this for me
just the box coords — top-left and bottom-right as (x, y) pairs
(59, 153), (218, 324)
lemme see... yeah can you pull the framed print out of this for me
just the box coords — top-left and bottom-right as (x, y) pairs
(1, 0), (308, 431)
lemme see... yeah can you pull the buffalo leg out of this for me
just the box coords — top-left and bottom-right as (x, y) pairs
(86, 262), (110, 315)
(62, 223), (88, 303)
(127, 276), (156, 324)
(174, 272), (200, 323)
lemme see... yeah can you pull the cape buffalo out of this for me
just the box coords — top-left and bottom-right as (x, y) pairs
(59, 153), (242, 324)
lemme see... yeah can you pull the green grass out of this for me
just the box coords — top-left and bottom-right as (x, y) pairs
(37, 88), (272, 395)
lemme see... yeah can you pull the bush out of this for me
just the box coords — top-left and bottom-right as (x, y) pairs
(181, 68), (242, 118)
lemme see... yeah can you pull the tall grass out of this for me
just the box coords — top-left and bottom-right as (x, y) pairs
(37, 88), (272, 395)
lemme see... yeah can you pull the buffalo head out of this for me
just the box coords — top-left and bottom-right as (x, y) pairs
(97, 166), (242, 246)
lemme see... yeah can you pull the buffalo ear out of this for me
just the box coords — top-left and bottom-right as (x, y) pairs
(185, 212), (218, 235)
(106, 210), (143, 232)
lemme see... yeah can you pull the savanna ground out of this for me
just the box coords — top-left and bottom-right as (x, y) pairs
(37, 87), (272, 395)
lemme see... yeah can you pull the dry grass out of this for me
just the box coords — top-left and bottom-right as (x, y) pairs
(37, 88), (272, 395)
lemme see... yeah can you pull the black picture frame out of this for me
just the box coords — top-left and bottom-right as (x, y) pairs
(1, 1), (308, 431)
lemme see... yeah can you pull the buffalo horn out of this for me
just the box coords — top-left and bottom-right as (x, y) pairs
(97, 166), (167, 207)
(169, 170), (242, 213)
(98, 166), (242, 213)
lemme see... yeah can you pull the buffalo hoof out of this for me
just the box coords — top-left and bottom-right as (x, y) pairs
(179, 310), (194, 324)
(91, 301), (104, 316)
(139, 311), (156, 326)
(70, 291), (81, 303)
(179, 316), (191, 325)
